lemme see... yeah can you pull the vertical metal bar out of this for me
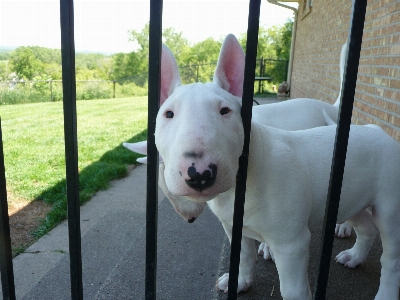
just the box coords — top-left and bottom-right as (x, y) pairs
(59, 0), (83, 299)
(285, 60), (289, 82)
(49, 80), (53, 101)
(145, 0), (162, 299)
(258, 58), (262, 94)
(313, 1), (367, 299)
(227, 0), (260, 298)
(0, 119), (16, 300)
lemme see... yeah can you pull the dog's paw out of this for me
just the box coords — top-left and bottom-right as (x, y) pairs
(257, 242), (275, 261)
(216, 273), (252, 294)
(335, 248), (365, 268)
(216, 273), (230, 293)
(335, 222), (353, 238)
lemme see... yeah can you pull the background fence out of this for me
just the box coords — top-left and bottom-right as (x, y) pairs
(179, 58), (288, 85)
(0, 78), (148, 105)
(0, 58), (288, 105)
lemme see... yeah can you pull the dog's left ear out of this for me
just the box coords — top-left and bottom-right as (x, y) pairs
(160, 44), (181, 105)
(213, 34), (245, 97)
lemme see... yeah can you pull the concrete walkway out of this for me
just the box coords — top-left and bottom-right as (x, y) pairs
(7, 165), (225, 299)
(6, 97), (384, 299)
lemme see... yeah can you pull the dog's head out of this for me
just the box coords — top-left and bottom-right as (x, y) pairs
(124, 34), (245, 221)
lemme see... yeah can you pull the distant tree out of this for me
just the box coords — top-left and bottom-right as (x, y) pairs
(117, 20), (293, 86)
(30, 46), (61, 65)
(271, 18), (293, 61)
(0, 51), (11, 61)
(9, 47), (43, 80)
(74, 53), (114, 80)
(190, 38), (221, 64)
(44, 62), (62, 80)
(238, 20), (292, 60)
(173, 37), (221, 83)
(124, 24), (193, 84)
(162, 28), (191, 65)
(127, 23), (150, 74)
(76, 53), (107, 70)
(0, 61), (10, 80)
(238, 19), (293, 83)
(98, 56), (114, 81)
(264, 18), (293, 61)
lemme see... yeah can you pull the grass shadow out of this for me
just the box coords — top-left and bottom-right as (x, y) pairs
(31, 128), (148, 240)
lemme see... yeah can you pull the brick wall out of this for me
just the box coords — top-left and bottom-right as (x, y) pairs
(290, 0), (400, 141)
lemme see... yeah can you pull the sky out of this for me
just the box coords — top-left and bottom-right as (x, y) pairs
(0, 0), (296, 54)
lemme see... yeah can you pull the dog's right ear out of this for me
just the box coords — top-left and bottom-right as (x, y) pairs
(160, 44), (181, 105)
(213, 34), (245, 97)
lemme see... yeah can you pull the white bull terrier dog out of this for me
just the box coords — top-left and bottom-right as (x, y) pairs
(124, 35), (400, 299)
(124, 37), (353, 238)
(250, 39), (347, 131)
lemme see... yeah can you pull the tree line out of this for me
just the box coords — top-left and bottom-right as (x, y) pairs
(0, 19), (292, 103)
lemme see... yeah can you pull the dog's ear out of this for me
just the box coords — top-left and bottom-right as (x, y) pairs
(334, 40), (348, 107)
(213, 34), (245, 97)
(123, 141), (147, 155)
(123, 141), (148, 164)
(123, 141), (164, 165)
(160, 44), (181, 105)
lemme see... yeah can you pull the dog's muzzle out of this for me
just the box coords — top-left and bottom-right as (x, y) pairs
(185, 163), (217, 192)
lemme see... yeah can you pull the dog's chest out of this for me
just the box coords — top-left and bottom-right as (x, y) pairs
(207, 191), (235, 223)
(208, 191), (266, 242)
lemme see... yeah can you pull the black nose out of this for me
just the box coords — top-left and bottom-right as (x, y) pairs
(185, 163), (217, 192)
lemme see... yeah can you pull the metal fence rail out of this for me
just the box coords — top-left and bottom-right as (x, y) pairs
(145, 0), (163, 298)
(313, 0), (367, 298)
(227, 0), (261, 298)
(0, 119), (15, 300)
(59, 0), (83, 299)
(0, 0), (368, 299)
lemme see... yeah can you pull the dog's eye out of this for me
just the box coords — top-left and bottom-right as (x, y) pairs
(165, 111), (174, 118)
(220, 107), (230, 115)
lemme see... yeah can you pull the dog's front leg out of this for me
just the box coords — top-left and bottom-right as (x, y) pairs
(271, 230), (312, 300)
(216, 222), (257, 294)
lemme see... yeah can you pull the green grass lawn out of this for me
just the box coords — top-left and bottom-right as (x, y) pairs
(1, 97), (148, 239)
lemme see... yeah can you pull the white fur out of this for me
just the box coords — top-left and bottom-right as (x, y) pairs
(323, 105), (385, 239)
(124, 37), (347, 224)
(125, 40), (351, 237)
(124, 35), (400, 299)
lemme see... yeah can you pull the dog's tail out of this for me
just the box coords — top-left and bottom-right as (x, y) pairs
(323, 109), (337, 126)
(333, 41), (347, 108)
(323, 109), (384, 131)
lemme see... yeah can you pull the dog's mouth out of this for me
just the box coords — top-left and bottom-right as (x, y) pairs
(163, 162), (233, 201)
(185, 193), (218, 202)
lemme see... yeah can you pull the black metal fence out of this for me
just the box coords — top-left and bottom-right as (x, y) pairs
(0, 0), (367, 299)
